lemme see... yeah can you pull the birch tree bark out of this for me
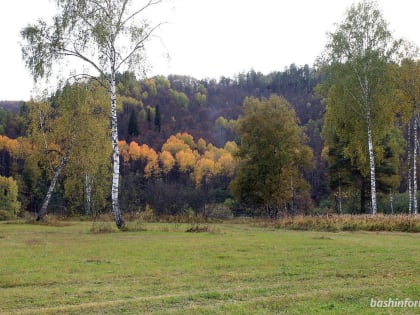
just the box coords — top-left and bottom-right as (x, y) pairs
(408, 121), (413, 214)
(85, 174), (93, 216)
(366, 112), (377, 215)
(110, 73), (124, 228)
(413, 115), (418, 214)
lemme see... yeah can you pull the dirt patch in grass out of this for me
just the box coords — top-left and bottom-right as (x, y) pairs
(185, 224), (218, 233)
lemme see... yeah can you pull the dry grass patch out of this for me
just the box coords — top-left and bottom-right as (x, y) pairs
(256, 214), (420, 232)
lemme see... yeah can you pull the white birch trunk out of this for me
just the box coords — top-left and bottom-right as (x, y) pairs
(290, 176), (294, 214)
(37, 133), (76, 220)
(413, 116), (418, 215)
(408, 121), (413, 214)
(85, 174), (93, 216)
(110, 72), (124, 228)
(390, 193), (394, 214)
(367, 112), (377, 215)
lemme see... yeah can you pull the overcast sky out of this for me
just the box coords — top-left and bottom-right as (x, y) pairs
(0, 0), (419, 101)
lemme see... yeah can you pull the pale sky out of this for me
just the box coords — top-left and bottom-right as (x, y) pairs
(0, 0), (419, 101)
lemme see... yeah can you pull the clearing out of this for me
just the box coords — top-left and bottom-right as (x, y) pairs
(0, 221), (419, 314)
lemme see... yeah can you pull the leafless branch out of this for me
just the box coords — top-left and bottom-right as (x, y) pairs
(121, 0), (163, 26)
(66, 73), (110, 92)
(115, 22), (164, 72)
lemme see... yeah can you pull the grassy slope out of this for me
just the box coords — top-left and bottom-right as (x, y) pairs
(0, 222), (419, 314)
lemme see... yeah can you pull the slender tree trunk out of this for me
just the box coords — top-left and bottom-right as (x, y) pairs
(361, 178), (366, 213)
(408, 121), (413, 214)
(338, 172), (342, 214)
(110, 72), (125, 229)
(290, 176), (295, 214)
(367, 112), (377, 215)
(85, 174), (93, 216)
(390, 192), (394, 214)
(37, 134), (76, 221)
(413, 115), (418, 215)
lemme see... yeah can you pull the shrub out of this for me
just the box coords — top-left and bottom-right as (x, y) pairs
(205, 203), (233, 219)
(0, 210), (13, 221)
(0, 176), (21, 219)
(142, 203), (155, 222)
(90, 221), (116, 233)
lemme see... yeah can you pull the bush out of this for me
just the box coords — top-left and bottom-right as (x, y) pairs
(204, 203), (233, 219)
(0, 210), (13, 221)
(0, 176), (21, 218)
(144, 203), (155, 220)
(90, 221), (116, 233)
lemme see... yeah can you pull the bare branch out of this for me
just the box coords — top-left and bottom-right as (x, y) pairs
(90, 0), (112, 19)
(115, 22), (164, 72)
(57, 47), (107, 81)
(66, 73), (110, 92)
(116, 0), (129, 32)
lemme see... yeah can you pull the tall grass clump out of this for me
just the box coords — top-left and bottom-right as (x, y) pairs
(258, 214), (420, 232)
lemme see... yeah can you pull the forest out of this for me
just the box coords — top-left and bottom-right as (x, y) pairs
(0, 61), (416, 220)
(1, 0), (420, 223)
(0, 67), (320, 218)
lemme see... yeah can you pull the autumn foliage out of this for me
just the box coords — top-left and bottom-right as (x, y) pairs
(119, 132), (238, 187)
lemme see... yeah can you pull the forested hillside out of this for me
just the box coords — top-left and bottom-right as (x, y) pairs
(0, 65), (326, 217)
(115, 65), (321, 148)
(0, 60), (417, 218)
(116, 65), (326, 206)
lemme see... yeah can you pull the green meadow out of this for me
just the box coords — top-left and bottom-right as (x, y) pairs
(0, 221), (419, 314)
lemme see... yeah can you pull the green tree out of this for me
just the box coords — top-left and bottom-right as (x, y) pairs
(154, 104), (161, 132)
(21, 0), (164, 228)
(0, 176), (20, 218)
(170, 89), (189, 109)
(318, 0), (402, 215)
(231, 95), (313, 216)
(127, 108), (139, 139)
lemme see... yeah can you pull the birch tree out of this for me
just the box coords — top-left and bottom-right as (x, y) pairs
(28, 84), (88, 220)
(21, 0), (164, 228)
(318, 0), (401, 215)
(63, 81), (111, 216)
(395, 59), (420, 215)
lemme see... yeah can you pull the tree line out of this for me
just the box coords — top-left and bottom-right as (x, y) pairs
(1, 0), (419, 225)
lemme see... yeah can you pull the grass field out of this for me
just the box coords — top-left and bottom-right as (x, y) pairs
(0, 221), (419, 314)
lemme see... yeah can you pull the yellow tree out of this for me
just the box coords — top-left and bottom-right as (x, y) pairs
(160, 150), (175, 175)
(28, 82), (109, 219)
(64, 82), (111, 216)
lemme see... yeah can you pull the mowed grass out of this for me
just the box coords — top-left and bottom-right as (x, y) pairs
(0, 221), (419, 314)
